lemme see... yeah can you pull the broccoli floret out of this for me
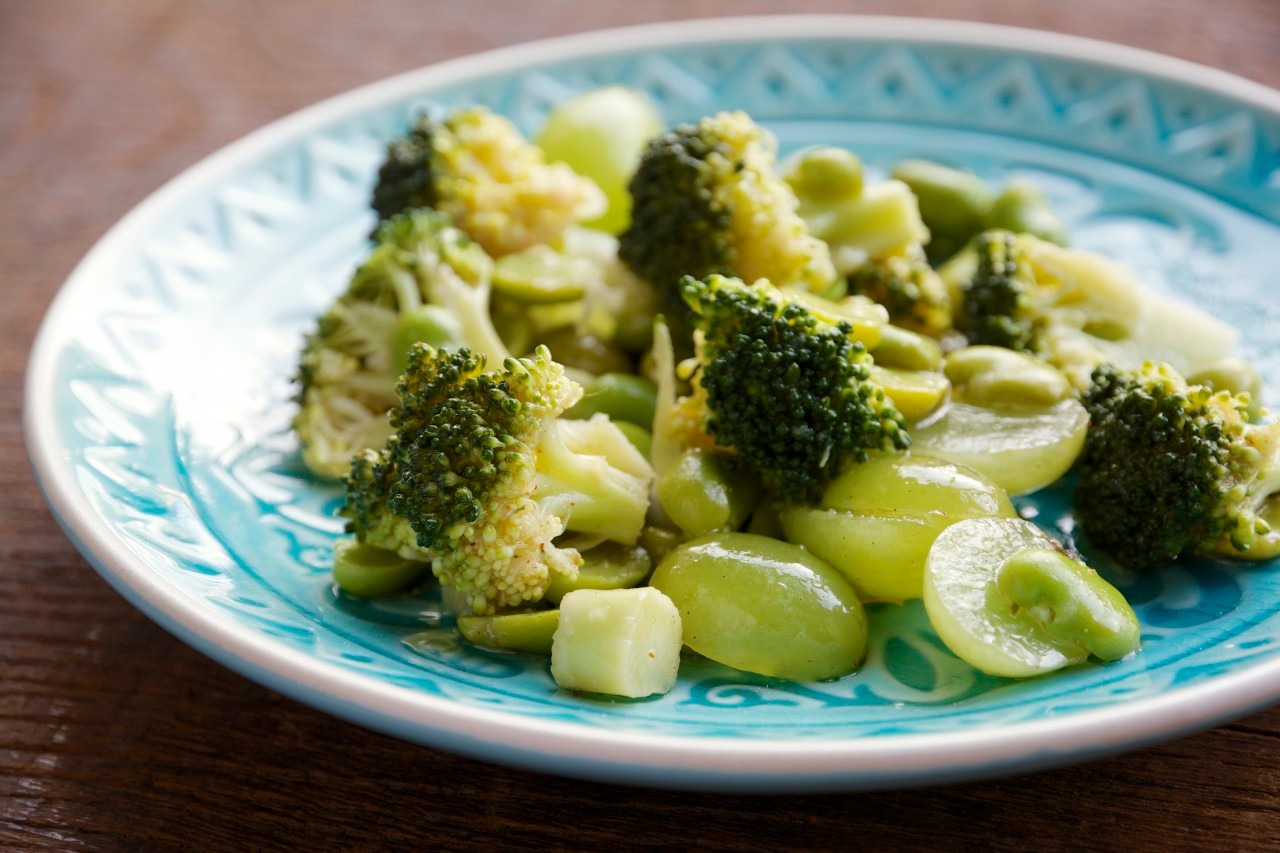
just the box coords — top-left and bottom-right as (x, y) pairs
(846, 249), (951, 338)
(677, 274), (910, 503)
(619, 112), (835, 320)
(1076, 362), (1280, 569)
(294, 209), (508, 480)
(371, 107), (605, 257)
(946, 230), (1240, 392)
(343, 345), (653, 614)
(955, 230), (1039, 351)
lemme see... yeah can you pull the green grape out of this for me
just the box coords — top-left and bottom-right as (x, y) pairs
(779, 454), (1015, 602)
(457, 609), (560, 655)
(545, 543), (652, 605)
(536, 87), (664, 235)
(649, 532), (867, 681)
(492, 245), (592, 304)
(910, 400), (1088, 496)
(923, 518), (1139, 677)
(331, 539), (428, 598)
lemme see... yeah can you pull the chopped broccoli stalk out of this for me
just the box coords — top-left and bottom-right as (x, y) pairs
(620, 112), (836, 323)
(1076, 362), (1280, 569)
(342, 345), (653, 614)
(294, 209), (507, 480)
(371, 107), (605, 256)
(845, 249), (952, 338)
(678, 274), (910, 503)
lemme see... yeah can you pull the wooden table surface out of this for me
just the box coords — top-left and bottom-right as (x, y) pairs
(4, 1), (1279, 849)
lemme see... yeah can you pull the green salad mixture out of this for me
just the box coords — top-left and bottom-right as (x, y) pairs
(293, 87), (1280, 698)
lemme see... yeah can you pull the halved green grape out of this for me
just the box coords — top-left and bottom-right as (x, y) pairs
(458, 609), (560, 655)
(564, 372), (657, 428)
(924, 518), (1138, 677)
(800, 179), (931, 271)
(332, 539), (429, 598)
(656, 448), (762, 537)
(536, 87), (664, 235)
(996, 548), (1140, 662)
(545, 543), (652, 605)
(649, 533), (867, 681)
(870, 365), (949, 422)
(779, 454), (1015, 602)
(550, 587), (682, 697)
(911, 399), (1088, 496)
(389, 305), (463, 378)
(783, 289), (887, 349)
(492, 245), (592, 304)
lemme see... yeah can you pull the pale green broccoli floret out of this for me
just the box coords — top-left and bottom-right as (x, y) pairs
(943, 230), (1238, 390)
(371, 107), (606, 257)
(294, 208), (508, 480)
(620, 112), (837, 325)
(341, 345), (654, 614)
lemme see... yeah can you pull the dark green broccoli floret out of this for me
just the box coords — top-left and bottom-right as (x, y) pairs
(1076, 362), (1280, 569)
(620, 112), (834, 322)
(956, 230), (1038, 351)
(341, 345), (653, 614)
(846, 250), (951, 338)
(293, 208), (507, 480)
(678, 274), (910, 503)
(370, 107), (603, 257)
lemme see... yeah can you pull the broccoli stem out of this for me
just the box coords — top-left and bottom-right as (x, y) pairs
(534, 421), (650, 546)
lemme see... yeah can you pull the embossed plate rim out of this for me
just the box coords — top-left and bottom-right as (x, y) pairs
(25, 15), (1280, 791)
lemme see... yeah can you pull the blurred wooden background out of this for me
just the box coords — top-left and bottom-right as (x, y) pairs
(2, 1), (1278, 849)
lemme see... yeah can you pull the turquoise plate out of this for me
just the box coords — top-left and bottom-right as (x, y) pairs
(25, 17), (1280, 791)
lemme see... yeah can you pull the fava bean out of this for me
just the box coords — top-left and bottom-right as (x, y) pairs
(996, 547), (1140, 662)
(944, 346), (1072, 408)
(987, 181), (1068, 246)
(656, 448), (761, 537)
(458, 609), (561, 655)
(565, 372), (657, 428)
(332, 539), (429, 599)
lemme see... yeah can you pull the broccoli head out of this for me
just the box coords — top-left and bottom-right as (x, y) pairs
(677, 274), (910, 503)
(845, 249), (952, 338)
(343, 345), (653, 614)
(294, 208), (507, 480)
(954, 230), (1039, 351)
(1076, 362), (1280, 569)
(619, 112), (835, 318)
(371, 107), (606, 257)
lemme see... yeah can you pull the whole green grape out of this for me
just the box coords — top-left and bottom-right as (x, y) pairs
(649, 532), (867, 681)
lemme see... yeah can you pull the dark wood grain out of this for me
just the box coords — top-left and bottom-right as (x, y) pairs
(3, 1), (1279, 849)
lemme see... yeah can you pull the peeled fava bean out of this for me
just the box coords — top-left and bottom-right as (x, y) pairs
(923, 518), (1140, 678)
(779, 454), (1016, 602)
(649, 533), (868, 681)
